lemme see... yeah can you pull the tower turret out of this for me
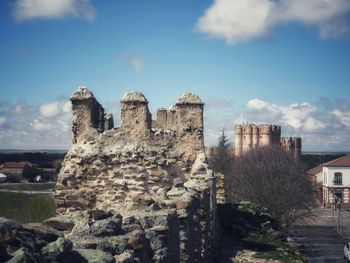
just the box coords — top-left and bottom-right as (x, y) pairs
(252, 124), (259, 148)
(70, 86), (105, 143)
(174, 93), (204, 162)
(242, 125), (253, 155)
(294, 137), (302, 161)
(120, 92), (152, 139)
(259, 125), (272, 147)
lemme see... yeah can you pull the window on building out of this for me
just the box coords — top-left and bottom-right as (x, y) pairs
(334, 172), (342, 185)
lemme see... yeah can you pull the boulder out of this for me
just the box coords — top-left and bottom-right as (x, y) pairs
(90, 217), (123, 237)
(88, 210), (112, 220)
(96, 236), (131, 255)
(0, 217), (23, 232)
(114, 250), (135, 263)
(44, 217), (75, 231)
(23, 223), (62, 243)
(41, 237), (73, 262)
(6, 247), (45, 263)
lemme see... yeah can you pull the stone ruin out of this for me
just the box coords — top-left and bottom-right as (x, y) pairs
(54, 86), (217, 262)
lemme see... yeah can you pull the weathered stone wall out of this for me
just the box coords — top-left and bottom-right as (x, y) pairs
(154, 108), (168, 129)
(55, 87), (216, 262)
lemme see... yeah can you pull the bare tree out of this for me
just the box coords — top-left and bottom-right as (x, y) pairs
(226, 146), (315, 229)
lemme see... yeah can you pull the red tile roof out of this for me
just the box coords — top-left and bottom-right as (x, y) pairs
(1, 161), (35, 169)
(307, 165), (323, 175)
(324, 155), (350, 167)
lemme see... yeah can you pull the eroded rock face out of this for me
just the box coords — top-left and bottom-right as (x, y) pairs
(54, 87), (217, 262)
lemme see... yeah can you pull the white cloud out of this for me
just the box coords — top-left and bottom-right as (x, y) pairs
(39, 101), (72, 118)
(245, 99), (317, 129)
(13, 0), (96, 22)
(196, 0), (350, 44)
(0, 99), (71, 149)
(14, 104), (22, 114)
(304, 117), (326, 131)
(30, 119), (51, 131)
(332, 109), (350, 127)
(0, 117), (7, 126)
(196, 0), (275, 43)
(130, 57), (144, 73)
(62, 101), (71, 113)
(39, 102), (61, 118)
(247, 98), (272, 111)
(121, 54), (144, 73)
(281, 102), (315, 129)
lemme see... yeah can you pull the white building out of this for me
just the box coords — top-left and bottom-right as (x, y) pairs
(322, 155), (350, 207)
(0, 173), (7, 183)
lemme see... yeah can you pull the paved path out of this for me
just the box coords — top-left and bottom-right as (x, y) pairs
(290, 208), (350, 263)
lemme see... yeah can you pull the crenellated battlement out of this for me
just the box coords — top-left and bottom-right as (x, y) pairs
(69, 86), (204, 162)
(234, 123), (301, 160)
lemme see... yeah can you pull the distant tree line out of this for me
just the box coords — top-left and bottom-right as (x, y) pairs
(0, 152), (66, 168)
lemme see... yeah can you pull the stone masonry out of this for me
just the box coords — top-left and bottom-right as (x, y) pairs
(55, 86), (217, 262)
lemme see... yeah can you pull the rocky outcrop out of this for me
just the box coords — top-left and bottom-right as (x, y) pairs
(215, 172), (225, 204)
(53, 87), (217, 262)
(0, 217), (68, 263)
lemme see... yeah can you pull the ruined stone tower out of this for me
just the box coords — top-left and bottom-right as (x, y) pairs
(234, 124), (301, 160)
(152, 93), (204, 162)
(55, 86), (216, 262)
(120, 91), (152, 139)
(70, 86), (114, 143)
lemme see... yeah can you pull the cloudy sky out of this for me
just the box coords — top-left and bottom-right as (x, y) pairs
(0, 0), (350, 151)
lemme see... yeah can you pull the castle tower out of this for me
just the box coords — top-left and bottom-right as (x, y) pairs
(174, 93), (204, 162)
(271, 125), (281, 145)
(242, 125), (253, 155)
(252, 124), (259, 148)
(294, 137), (302, 161)
(70, 86), (105, 143)
(120, 92), (152, 138)
(259, 125), (272, 147)
(234, 125), (243, 157)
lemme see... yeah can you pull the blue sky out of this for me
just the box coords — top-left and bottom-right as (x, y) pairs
(0, 0), (350, 151)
